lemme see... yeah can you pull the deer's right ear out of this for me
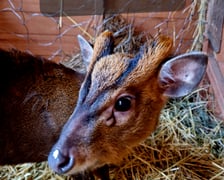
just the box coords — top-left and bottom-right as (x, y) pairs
(77, 35), (93, 67)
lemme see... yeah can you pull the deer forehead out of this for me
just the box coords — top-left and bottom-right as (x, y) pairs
(87, 54), (164, 99)
(90, 53), (132, 89)
(83, 35), (173, 105)
(82, 54), (131, 106)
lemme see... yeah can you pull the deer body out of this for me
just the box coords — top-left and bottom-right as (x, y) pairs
(0, 49), (84, 164)
(48, 30), (208, 178)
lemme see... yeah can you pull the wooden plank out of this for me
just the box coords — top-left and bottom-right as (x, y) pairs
(0, 9), (195, 37)
(0, 11), (59, 35)
(204, 0), (224, 120)
(0, 0), (193, 15)
(206, 0), (224, 53)
(0, 0), (195, 62)
(215, 28), (224, 62)
(0, 6), (194, 55)
(204, 40), (224, 120)
(0, 0), (195, 38)
(0, 30), (193, 58)
(0, 33), (81, 60)
(143, 18), (194, 38)
(0, 11), (97, 36)
(127, 15), (195, 53)
(0, 0), (40, 13)
(218, 62), (224, 76)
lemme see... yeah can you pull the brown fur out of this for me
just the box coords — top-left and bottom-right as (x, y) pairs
(85, 36), (172, 164)
(0, 49), (84, 164)
(48, 31), (175, 175)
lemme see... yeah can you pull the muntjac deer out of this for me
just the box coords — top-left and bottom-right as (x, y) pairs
(47, 31), (208, 179)
(0, 30), (207, 179)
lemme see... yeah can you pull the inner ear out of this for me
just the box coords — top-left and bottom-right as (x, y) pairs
(78, 31), (114, 68)
(158, 52), (208, 98)
(77, 35), (93, 67)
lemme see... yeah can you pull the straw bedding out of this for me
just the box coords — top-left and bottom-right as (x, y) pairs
(1, 3), (224, 180)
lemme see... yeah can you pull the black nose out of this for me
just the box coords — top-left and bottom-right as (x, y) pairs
(48, 148), (74, 174)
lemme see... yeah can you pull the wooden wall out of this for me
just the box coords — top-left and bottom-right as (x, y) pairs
(204, 0), (224, 120)
(0, 0), (196, 62)
(0, 0), (101, 62)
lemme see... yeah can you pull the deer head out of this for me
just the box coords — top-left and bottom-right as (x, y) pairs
(48, 31), (207, 175)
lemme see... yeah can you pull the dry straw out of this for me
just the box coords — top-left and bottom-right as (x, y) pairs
(1, 0), (224, 179)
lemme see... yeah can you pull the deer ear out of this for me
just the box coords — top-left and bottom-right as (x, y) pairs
(77, 35), (93, 67)
(159, 52), (208, 98)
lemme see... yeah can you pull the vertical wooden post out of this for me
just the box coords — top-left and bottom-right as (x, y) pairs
(204, 0), (224, 120)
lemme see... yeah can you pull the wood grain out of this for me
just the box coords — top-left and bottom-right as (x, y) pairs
(206, 0), (224, 53)
(204, 40), (224, 120)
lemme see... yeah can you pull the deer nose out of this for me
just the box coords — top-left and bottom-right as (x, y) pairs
(48, 148), (74, 174)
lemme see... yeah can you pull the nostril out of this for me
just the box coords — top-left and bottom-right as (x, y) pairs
(59, 156), (74, 174)
(48, 149), (75, 174)
(58, 154), (74, 173)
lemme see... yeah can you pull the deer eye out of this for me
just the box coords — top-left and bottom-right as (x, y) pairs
(114, 96), (132, 112)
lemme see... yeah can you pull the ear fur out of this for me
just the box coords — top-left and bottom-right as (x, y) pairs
(159, 51), (208, 98)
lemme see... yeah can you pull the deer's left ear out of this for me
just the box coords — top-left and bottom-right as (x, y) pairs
(158, 52), (208, 98)
(77, 35), (94, 67)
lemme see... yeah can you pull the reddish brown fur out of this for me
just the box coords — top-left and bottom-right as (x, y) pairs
(0, 49), (84, 164)
(85, 35), (173, 164)
(48, 31), (175, 175)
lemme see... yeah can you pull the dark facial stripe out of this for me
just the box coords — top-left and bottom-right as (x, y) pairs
(77, 36), (114, 104)
(115, 44), (146, 85)
(77, 74), (92, 104)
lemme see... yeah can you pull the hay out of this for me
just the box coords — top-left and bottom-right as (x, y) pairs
(1, 1), (224, 179)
